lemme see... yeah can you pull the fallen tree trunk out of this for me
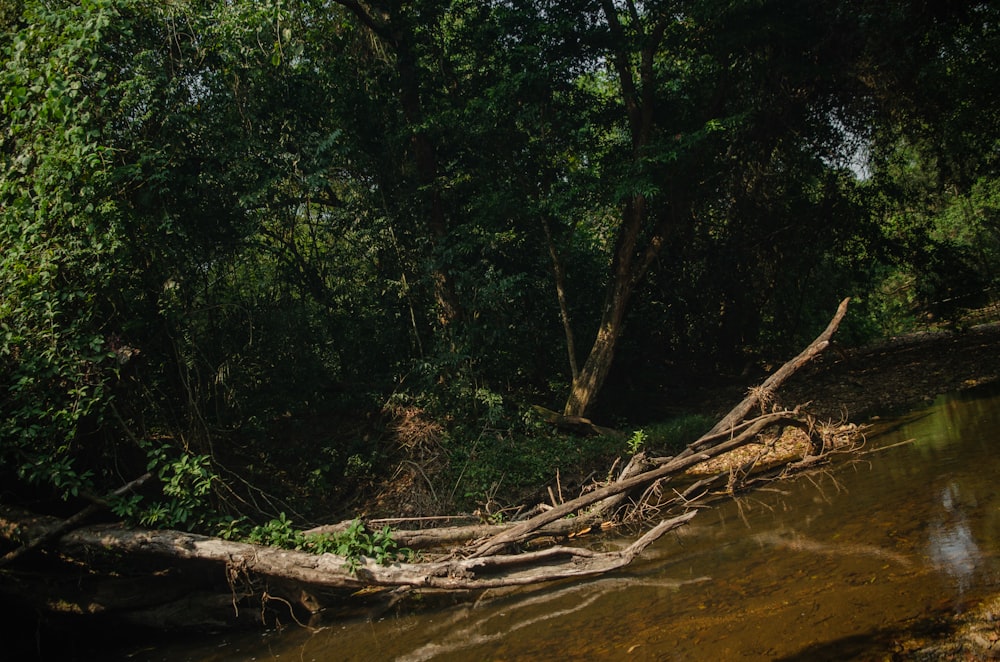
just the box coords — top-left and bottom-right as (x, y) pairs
(0, 472), (150, 568)
(457, 298), (852, 556)
(0, 505), (696, 591)
(465, 408), (804, 558)
(0, 299), (857, 618)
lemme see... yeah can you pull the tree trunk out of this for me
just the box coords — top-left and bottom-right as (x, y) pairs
(561, 3), (669, 417)
(333, 1), (463, 328)
(563, 307), (626, 417)
(542, 215), (579, 381)
(563, 197), (646, 418)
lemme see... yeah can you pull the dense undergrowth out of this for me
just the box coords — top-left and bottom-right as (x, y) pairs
(2, 0), (999, 548)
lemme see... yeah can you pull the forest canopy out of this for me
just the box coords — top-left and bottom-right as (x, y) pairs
(2, 0), (998, 531)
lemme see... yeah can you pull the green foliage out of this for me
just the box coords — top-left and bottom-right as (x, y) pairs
(445, 412), (624, 512)
(246, 516), (412, 573)
(246, 512), (300, 549)
(0, 0), (122, 501)
(104, 443), (220, 529)
(1, 0), (998, 531)
(641, 415), (716, 454)
(626, 430), (647, 455)
(139, 448), (217, 528)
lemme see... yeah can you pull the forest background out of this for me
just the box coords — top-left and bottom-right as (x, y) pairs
(2, 0), (999, 541)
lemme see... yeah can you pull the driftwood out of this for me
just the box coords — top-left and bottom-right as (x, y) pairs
(466, 408), (808, 558)
(0, 299), (855, 620)
(707, 296), (850, 436)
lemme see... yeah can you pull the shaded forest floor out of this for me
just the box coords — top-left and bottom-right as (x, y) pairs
(339, 321), (1000, 524)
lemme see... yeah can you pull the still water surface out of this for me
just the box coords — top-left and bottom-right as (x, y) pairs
(146, 385), (1000, 661)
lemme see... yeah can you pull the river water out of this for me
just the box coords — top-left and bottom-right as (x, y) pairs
(140, 384), (1000, 661)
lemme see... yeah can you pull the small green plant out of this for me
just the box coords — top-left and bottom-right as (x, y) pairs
(134, 447), (218, 529)
(217, 516), (249, 541)
(105, 444), (222, 531)
(627, 429), (647, 455)
(330, 519), (412, 572)
(247, 512), (301, 548)
(344, 453), (373, 479)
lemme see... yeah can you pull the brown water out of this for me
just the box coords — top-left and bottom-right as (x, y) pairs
(142, 384), (1000, 661)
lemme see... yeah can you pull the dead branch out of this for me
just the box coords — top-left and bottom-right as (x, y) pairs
(465, 409), (799, 558)
(706, 296), (850, 437)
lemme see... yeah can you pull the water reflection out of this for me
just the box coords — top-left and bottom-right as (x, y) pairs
(926, 482), (982, 593)
(392, 575), (712, 662)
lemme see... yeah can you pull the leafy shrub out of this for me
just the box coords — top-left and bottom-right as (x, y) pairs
(245, 516), (412, 573)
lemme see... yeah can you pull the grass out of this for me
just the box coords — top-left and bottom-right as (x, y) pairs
(639, 413), (716, 454)
(443, 411), (717, 515)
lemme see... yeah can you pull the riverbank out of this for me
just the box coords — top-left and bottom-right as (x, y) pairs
(781, 322), (1000, 421)
(681, 322), (1000, 425)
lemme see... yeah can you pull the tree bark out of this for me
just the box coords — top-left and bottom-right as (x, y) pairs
(563, 291), (629, 417)
(563, 199), (645, 417)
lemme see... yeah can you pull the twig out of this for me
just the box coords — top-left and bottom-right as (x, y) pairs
(859, 438), (917, 455)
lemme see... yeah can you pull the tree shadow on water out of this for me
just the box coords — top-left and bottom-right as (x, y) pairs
(774, 614), (958, 661)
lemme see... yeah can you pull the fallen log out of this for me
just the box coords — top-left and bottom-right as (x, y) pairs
(432, 298), (852, 555)
(384, 298), (850, 556)
(0, 472), (151, 568)
(465, 408), (802, 558)
(0, 299), (857, 619)
(0, 505), (696, 591)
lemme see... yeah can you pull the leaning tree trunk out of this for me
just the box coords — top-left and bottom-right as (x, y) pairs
(563, 305), (627, 417)
(561, 2), (669, 418)
(562, 198), (646, 418)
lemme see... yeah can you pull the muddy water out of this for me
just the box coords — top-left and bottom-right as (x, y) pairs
(150, 385), (1000, 661)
